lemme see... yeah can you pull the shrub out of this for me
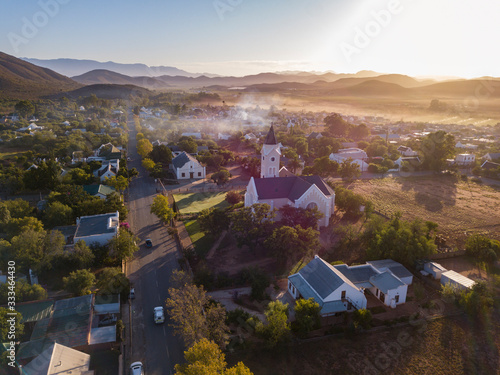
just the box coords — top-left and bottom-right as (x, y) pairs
(225, 191), (242, 205)
(352, 308), (372, 330)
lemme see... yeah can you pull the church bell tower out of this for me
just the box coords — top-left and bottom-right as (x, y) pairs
(260, 125), (281, 178)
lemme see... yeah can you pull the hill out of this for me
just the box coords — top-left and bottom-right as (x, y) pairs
(50, 84), (151, 100)
(0, 51), (81, 99)
(72, 69), (169, 89)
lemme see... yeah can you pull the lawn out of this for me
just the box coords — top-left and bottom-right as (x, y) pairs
(0, 149), (28, 160)
(184, 219), (213, 257)
(173, 192), (229, 214)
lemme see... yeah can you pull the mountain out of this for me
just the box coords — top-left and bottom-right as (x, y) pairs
(72, 69), (169, 89)
(22, 58), (214, 78)
(0, 52), (81, 98)
(51, 84), (151, 100)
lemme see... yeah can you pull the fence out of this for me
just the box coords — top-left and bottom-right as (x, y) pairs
(428, 250), (466, 260)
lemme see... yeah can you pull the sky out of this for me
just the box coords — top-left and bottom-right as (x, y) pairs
(1, 0), (499, 77)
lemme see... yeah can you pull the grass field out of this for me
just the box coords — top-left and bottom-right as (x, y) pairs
(0, 149), (28, 160)
(227, 315), (500, 375)
(348, 175), (500, 249)
(173, 192), (229, 214)
(184, 219), (212, 257)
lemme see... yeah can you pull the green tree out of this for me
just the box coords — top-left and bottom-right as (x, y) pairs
(264, 226), (299, 263)
(339, 158), (361, 180)
(465, 234), (500, 262)
(174, 338), (253, 375)
(420, 131), (455, 171)
(142, 158), (156, 172)
(225, 191), (241, 205)
(211, 169), (231, 185)
(63, 269), (95, 296)
(0, 279), (47, 305)
(178, 136), (198, 154)
(15, 100), (35, 119)
(256, 301), (290, 347)
(137, 138), (153, 158)
(71, 240), (94, 269)
(149, 144), (173, 165)
(352, 308), (372, 329)
(150, 194), (176, 224)
(96, 267), (130, 302)
(294, 298), (321, 336)
(0, 307), (24, 342)
(230, 204), (275, 250)
(109, 228), (139, 261)
(325, 113), (351, 137)
(43, 201), (73, 228)
(198, 208), (230, 237)
(278, 205), (324, 229)
(105, 175), (129, 195)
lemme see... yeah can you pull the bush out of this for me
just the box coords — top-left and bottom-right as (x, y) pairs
(226, 308), (251, 326)
(225, 191), (242, 205)
(352, 308), (372, 330)
(193, 263), (215, 290)
(214, 272), (233, 289)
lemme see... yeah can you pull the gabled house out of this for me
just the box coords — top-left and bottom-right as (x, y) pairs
(83, 184), (117, 199)
(481, 160), (500, 170)
(74, 211), (119, 246)
(244, 133), (258, 142)
(171, 152), (206, 179)
(88, 143), (122, 162)
(329, 148), (369, 171)
(397, 145), (418, 157)
(94, 159), (120, 182)
(218, 133), (231, 140)
(394, 156), (421, 169)
(453, 154), (475, 166)
(482, 153), (500, 162)
(19, 123), (44, 132)
(288, 256), (367, 316)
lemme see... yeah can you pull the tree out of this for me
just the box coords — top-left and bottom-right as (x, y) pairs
(278, 205), (323, 229)
(294, 298), (321, 336)
(198, 208), (230, 237)
(264, 226), (299, 263)
(465, 234), (500, 262)
(109, 228), (139, 261)
(178, 136), (198, 154)
(256, 301), (290, 347)
(339, 158), (361, 180)
(96, 267), (130, 301)
(325, 113), (350, 137)
(43, 201), (73, 228)
(174, 338), (253, 375)
(71, 240), (94, 269)
(225, 191), (241, 205)
(149, 144), (173, 165)
(105, 175), (129, 195)
(211, 169), (231, 185)
(0, 307), (24, 342)
(63, 269), (95, 296)
(352, 308), (372, 329)
(348, 124), (370, 140)
(287, 158), (302, 173)
(420, 131), (455, 171)
(142, 158), (156, 171)
(230, 204), (275, 250)
(15, 100), (35, 119)
(0, 279), (47, 305)
(137, 138), (153, 158)
(150, 194), (176, 224)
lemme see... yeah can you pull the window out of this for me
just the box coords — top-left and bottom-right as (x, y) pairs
(307, 202), (318, 210)
(395, 295), (399, 303)
(341, 290), (346, 299)
(198, 172), (201, 176)
(271, 157), (275, 162)
(262, 156), (265, 160)
(181, 173), (185, 177)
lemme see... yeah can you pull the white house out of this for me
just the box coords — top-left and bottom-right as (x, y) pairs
(244, 126), (335, 228)
(21, 343), (91, 375)
(440, 270), (475, 291)
(423, 262), (447, 280)
(172, 152), (206, 179)
(244, 133), (258, 142)
(397, 146), (418, 157)
(394, 156), (421, 169)
(19, 123), (44, 132)
(288, 256), (367, 316)
(454, 154), (475, 166)
(329, 148), (369, 171)
(368, 271), (407, 308)
(218, 133), (231, 140)
(94, 159), (120, 182)
(74, 211), (119, 246)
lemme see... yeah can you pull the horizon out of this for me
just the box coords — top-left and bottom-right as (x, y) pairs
(1, 1), (500, 78)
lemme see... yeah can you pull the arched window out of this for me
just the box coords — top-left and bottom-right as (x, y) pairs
(271, 157), (275, 162)
(307, 202), (318, 210)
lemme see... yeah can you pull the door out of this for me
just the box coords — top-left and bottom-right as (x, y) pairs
(190, 172), (194, 179)
(380, 292), (385, 303)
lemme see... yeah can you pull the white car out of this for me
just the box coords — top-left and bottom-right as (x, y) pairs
(154, 306), (165, 324)
(130, 361), (144, 375)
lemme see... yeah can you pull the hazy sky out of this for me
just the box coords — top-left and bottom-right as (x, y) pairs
(1, 0), (499, 77)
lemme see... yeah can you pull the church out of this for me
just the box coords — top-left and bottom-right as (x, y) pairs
(244, 125), (335, 227)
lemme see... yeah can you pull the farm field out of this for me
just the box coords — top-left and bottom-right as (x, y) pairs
(173, 191), (229, 214)
(349, 175), (500, 249)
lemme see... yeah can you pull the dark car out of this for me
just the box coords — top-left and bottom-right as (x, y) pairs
(145, 239), (153, 248)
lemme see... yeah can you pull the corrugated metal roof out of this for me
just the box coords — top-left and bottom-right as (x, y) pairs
(334, 264), (378, 285)
(369, 271), (405, 294)
(172, 151), (200, 169)
(441, 270), (475, 289)
(288, 274), (323, 302)
(16, 300), (54, 323)
(321, 300), (347, 315)
(254, 176), (334, 202)
(367, 259), (413, 280)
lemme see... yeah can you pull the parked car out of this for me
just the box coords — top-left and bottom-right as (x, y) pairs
(99, 313), (117, 327)
(129, 288), (135, 299)
(145, 239), (153, 248)
(154, 306), (165, 324)
(130, 361), (144, 375)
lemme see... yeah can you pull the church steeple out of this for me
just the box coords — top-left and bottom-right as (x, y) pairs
(261, 125), (281, 178)
(264, 124), (278, 145)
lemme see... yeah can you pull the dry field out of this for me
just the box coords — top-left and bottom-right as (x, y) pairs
(349, 175), (500, 249)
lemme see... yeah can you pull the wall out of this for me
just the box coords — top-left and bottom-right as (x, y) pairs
(324, 283), (367, 310)
(75, 231), (116, 247)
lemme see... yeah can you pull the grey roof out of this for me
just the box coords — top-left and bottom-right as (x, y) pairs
(481, 160), (500, 170)
(74, 212), (118, 238)
(484, 152), (500, 160)
(334, 264), (378, 287)
(83, 184), (116, 196)
(254, 175), (334, 202)
(320, 300), (348, 315)
(172, 151), (199, 169)
(264, 125), (278, 145)
(369, 271), (405, 294)
(22, 343), (90, 375)
(366, 260), (413, 280)
(168, 145), (182, 152)
(297, 257), (354, 299)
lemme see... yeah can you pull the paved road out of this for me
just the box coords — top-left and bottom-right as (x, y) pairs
(125, 114), (184, 374)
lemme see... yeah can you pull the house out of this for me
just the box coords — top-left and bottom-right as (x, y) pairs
(218, 133), (231, 140)
(366, 259), (414, 285)
(329, 148), (369, 171)
(288, 256), (368, 316)
(482, 153), (500, 162)
(94, 159), (120, 182)
(20, 343), (92, 375)
(394, 156), (421, 169)
(73, 211), (120, 246)
(481, 160), (500, 170)
(87, 143), (122, 161)
(62, 120), (71, 126)
(244, 133), (258, 142)
(182, 132), (202, 139)
(168, 145), (183, 157)
(245, 126), (335, 228)
(83, 184), (117, 199)
(308, 132), (323, 140)
(72, 151), (85, 164)
(19, 123), (44, 132)
(440, 270), (475, 291)
(171, 152), (206, 179)
(397, 146), (418, 157)
(423, 262), (447, 280)
(456, 142), (479, 150)
(454, 154), (476, 166)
